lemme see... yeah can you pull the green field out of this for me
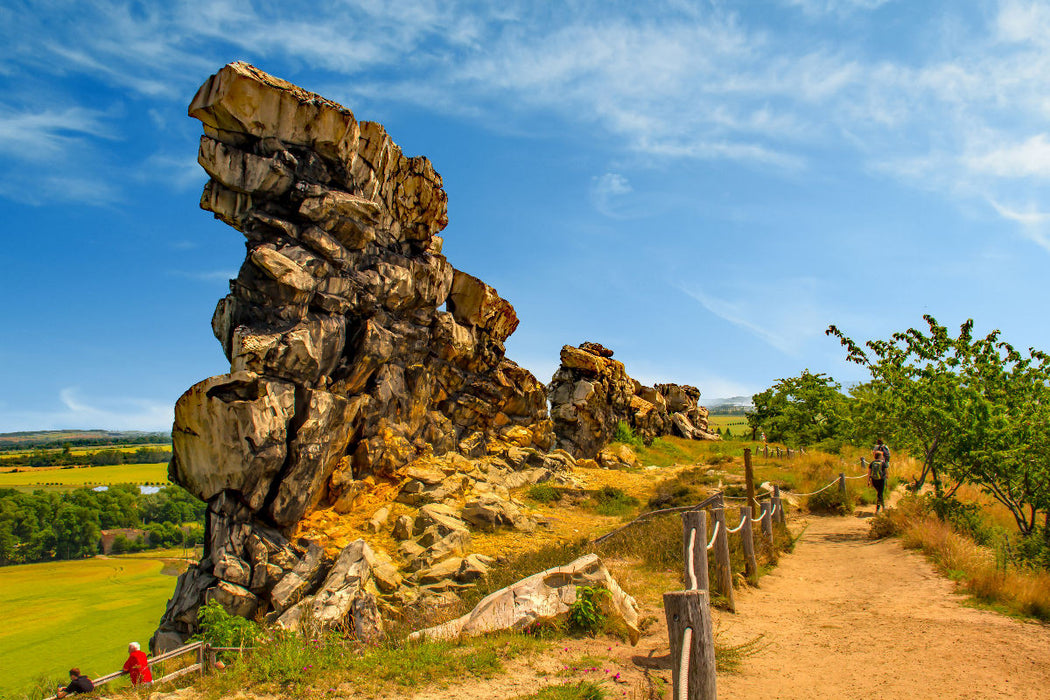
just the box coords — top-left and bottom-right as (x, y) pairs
(0, 463), (170, 487)
(1, 444), (170, 459)
(0, 556), (180, 697)
(706, 413), (749, 432)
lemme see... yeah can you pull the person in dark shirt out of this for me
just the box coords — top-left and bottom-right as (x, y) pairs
(56, 667), (93, 697)
(869, 449), (888, 513)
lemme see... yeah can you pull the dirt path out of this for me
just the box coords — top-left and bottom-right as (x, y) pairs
(716, 506), (1050, 700)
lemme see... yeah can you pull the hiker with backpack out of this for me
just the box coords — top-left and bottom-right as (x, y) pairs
(868, 446), (888, 513)
(874, 438), (890, 464)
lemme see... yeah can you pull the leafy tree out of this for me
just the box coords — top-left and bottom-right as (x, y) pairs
(828, 316), (1050, 535)
(746, 370), (851, 446)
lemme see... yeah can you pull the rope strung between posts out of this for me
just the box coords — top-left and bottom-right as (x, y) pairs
(591, 492), (724, 544)
(706, 520), (721, 551)
(844, 473), (869, 480)
(790, 478), (840, 498)
(686, 527), (698, 590)
(727, 512), (747, 534)
(678, 626), (693, 700)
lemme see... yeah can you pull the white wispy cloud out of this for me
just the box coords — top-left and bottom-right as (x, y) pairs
(168, 269), (238, 282)
(6, 0), (1050, 234)
(784, 0), (895, 17)
(0, 105), (116, 160)
(589, 172), (633, 218)
(988, 198), (1050, 251)
(966, 134), (1050, 178)
(0, 388), (173, 432)
(678, 277), (834, 356)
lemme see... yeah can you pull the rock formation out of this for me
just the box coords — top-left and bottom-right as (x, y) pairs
(548, 342), (717, 459)
(410, 554), (640, 644)
(153, 62), (560, 650)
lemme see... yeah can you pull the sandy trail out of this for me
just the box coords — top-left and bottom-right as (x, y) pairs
(716, 506), (1050, 700)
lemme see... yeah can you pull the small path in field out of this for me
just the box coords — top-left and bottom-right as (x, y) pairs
(716, 505), (1050, 700)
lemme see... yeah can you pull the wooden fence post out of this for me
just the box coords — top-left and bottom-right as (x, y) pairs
(682, 510), (709, 591)
(773, 484), (786, 525)
(664, 590), (718, 700)
(744, 448), (757, 518)
(838, 472), (847, 499)
(761, 500), (775, 553)
(711, 502), (736, 612)
(740, 505), (758, 585)
(764, 445), (769, 458)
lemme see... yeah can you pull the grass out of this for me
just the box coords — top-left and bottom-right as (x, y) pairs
(0, 462), (170, 486)
(0, 555), (180, 698)
(515, 680), (607, 699)
(869, 494), (1050, 621)
(184, 631), (548, 699)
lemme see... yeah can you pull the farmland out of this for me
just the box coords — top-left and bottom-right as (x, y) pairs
(0, 463), (170, 488)
(0, 554), (183, 696)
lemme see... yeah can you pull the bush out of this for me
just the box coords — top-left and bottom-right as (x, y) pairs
(567, 586), (610, 636)
(193, 600), (265, 651)
(612, 421), (642, 449)
(527, 483), (562, 504)
(592, 487), (638, 517)
(807, 486), (853, 515)
(929, 496), (993, 545)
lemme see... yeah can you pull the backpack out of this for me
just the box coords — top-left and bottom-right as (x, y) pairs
(876, 444), (890, 462)
(870, 459), (887, 480)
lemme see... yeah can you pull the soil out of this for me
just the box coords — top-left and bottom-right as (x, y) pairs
(714, 503), (1050, 700)
(393, 499), (1050, 700)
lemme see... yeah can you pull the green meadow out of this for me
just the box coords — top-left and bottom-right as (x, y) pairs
(0, 463), (170, 488)
(0, 556), (179, 697)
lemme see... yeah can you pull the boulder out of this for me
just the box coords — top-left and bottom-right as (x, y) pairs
(410, 554), (640, 644)
(461, 494), (536, 532)
(170, 371), (295, 510)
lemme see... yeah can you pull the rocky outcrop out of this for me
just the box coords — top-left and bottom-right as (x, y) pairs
(154, 62), (555, 650)
(410, 554), (640, 644)
(548, 342), (717, 459)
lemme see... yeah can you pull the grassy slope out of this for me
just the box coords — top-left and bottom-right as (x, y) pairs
(0, 556), (180, 696)
(0, 463), (171, 486)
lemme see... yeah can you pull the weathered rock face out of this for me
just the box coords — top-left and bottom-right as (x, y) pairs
(155, 62), (554, 650)
(549, 342), (717, 459)
(410, 553), (640, 645)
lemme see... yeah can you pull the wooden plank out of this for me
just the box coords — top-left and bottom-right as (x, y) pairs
(156, 663), (203, 684)
(664, 590), (717, 700)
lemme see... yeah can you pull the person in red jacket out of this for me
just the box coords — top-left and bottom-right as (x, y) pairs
(122, 642), (153, 685)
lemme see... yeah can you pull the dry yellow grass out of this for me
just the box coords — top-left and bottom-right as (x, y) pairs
(881, 497), (1050, 621)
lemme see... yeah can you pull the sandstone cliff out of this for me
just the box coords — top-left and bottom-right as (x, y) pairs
(153, 62), (561, 650)
(549, 342), (718, 459)
(153, 63), (715, 651)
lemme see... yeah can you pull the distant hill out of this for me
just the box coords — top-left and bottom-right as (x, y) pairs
(0, 430), (171, 451)
(705, 396), (753, 413)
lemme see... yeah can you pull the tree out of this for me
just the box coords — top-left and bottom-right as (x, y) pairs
(746, 370), (851, 446)
(828, 316), (1050, 535)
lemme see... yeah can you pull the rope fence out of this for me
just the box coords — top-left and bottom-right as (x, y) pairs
(660, 447), (875, 699)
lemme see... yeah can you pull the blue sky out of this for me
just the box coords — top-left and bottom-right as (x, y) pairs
(2, 0), (1050, 431)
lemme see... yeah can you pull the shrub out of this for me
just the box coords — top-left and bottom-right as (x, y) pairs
(527, 483), (562, 504)
(612, 421), (642, 449)
(868, 510), (899, 539)
(519, 680), (607, 700)
(193, 599), (264, 651)
(592, 486), (639, 517)
(807, 486), (853, 515)
(567, 586), (610, 636)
